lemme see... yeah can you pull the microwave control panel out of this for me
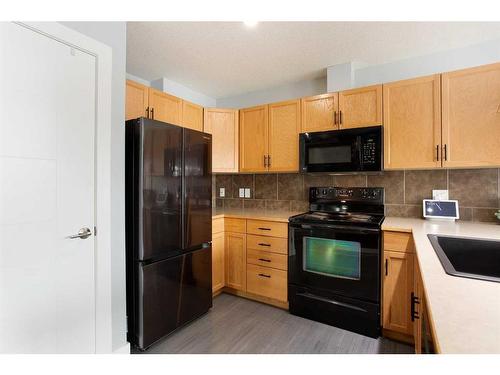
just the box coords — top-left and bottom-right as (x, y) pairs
(361, 137), (377, 164)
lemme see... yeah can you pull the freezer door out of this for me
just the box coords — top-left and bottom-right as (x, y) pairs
(183, 129), (212, 249)
(140, 119), (183, 261)
(136, 246), (212, 349)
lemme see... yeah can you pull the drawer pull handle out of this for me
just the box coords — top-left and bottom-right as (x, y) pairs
(258, 258), (271, 262)
(258, 227), (271, 231)
(258, 243), (271, 247)
(258, 273), (271, 278)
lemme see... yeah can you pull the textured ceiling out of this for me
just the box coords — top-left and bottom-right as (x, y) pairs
(127, 22), (500, 99)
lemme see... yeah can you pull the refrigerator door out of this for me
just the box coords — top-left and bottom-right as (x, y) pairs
(183, 129), (212, 250)
(140, 119), (183, 261)
(136, 246), (212, 349)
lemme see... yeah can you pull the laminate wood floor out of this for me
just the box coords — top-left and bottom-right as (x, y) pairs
(135, 293), (414, 354)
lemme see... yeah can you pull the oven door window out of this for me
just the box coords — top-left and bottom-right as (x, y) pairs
(303, 236), (361, 280)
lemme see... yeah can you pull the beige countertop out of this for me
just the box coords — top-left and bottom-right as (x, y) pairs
(212, 209), (301, 223)
(382, 217), (500, 354)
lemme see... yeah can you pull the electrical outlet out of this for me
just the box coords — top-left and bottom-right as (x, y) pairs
(244, 188), (251, 198)
(239, 188), (245, 198)
(432, 190), (449, 200)
(219, 187), (225, 198)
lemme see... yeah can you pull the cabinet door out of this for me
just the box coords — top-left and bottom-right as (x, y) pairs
(182, 100), (204, 131)
(414, 259), (423, 354)
(268, 99), (301, 172)
(383, 75), (441, 169)
(126, 80), (149, 120)
(338, 85), (383, 129)
(301, 93), (338, 132)
(224, 232), (247, 291)
(204, 108), (239, 173)
(383, 251), (414, 335)
(212, 231), (225, 293)
(442, 63), (500, 168)
(239, 105), (269, 172)
(148, 88), (183, 125)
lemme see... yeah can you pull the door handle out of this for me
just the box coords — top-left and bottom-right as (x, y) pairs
(385, 259), (388, 276)
(339, 110), (343, 127)
(268, 155), (271, 167)
(258, 243), (271, 247)
(146, 107), (150, 118)
(258, 258), (271, 262)
(443, 144), (447, 161)
(436, 145), (439, 161)
(66, 227), (92, 239)
(263, 155), (267, 167)
(411, 292), (420, 322)
(258, 273), (271, 278)
(151, 107), (155, 120)
(258, 227), (271, 231)
(333, 111), (337, 125)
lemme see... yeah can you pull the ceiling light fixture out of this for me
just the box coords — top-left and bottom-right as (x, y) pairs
(243, 21), (258, 28)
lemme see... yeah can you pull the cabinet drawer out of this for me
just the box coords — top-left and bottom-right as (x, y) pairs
(224, 218), (246, 233)
(247, 264), (287, 302)
(383, 231), (414, 253)
(212, 217), (224, 234)
(246, 220), (287, 238)
(247, 248), (287, 271)
(247, 234), (288, 255)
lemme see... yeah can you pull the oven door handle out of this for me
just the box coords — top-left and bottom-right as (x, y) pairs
(296, 292), (368, 313)
(290, 222), (381, 234)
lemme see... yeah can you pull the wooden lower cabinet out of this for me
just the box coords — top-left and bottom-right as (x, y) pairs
(224, 231), (247, 291)
(413, 259), (436, 353)
(247, 264), (287, 302)
(212, 231), (225, 294)
(212, 217), (289, 307)
(383, 250), (414, 336)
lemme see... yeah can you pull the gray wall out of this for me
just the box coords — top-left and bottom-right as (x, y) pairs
(151, 77), (216, 107)
(61, 21), (127, 352)
(216, 76), (326, 108)
(354, 38), (500, 87)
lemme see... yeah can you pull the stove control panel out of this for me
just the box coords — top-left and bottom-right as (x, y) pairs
(310, 186), (384, 204)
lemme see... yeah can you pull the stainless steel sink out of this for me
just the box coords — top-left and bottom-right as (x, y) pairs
(427, 234), (500, 283)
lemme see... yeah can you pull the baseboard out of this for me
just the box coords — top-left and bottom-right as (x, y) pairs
(382, 329), (415, 346)
(113, 342), (131, 354)
(222, 287), (289, 310)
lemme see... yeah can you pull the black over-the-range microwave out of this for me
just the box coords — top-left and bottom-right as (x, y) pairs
(299, 125), (383, 173)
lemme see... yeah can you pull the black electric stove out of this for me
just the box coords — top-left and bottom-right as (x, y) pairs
(288, 186), (385, 338)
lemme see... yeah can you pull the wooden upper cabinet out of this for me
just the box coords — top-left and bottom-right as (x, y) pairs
(182, 100), (204, 131)
(301, 93), (339, 132)
(268, 99), (301, 172)
(383, 250), (414, 336)
(148, 88), (183, 125)
(204, 108), (239, 173)
(239, 105), (269, 172)
(338, 85), (383, 129)
(383, 75), (442, 170)
(442, 62), (500, 168)
(126, 80), (149, 120)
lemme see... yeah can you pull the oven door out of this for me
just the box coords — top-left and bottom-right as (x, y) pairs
(289, 222), (381, 302)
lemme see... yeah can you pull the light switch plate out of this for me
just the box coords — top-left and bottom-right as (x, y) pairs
(244, 188), (251, 198)
(239, 188), (245, 198)
(432, 190), (449, 200)
(219, 187), (225, 198)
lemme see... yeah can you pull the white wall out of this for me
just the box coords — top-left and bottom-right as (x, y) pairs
(216, 76), (326, 109)
(60, 21), (127, 353)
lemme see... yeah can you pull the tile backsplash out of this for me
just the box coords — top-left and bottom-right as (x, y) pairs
(213, 169), (500, 223)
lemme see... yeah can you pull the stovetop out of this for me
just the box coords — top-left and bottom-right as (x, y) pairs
(289, 186), (385, 228)
(289, 210), (385, 228)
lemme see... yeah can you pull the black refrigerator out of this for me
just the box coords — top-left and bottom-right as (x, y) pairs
(125, 118), (212, 350)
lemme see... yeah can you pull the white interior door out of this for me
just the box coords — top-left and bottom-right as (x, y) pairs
(0, 23), (96, 353)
